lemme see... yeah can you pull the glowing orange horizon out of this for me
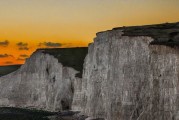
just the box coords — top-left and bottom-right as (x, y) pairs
(0, 0), (179, 66)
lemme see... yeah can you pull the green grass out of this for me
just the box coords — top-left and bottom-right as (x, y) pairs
(0, 65), (21, 77)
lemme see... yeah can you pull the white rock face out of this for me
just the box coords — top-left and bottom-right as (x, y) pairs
(75, 28), (179, 120)
(0, 22), (179, 120)
(0, 50), (78, 111)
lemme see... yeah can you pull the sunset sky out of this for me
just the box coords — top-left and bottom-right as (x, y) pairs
(0, 0), (179, 65)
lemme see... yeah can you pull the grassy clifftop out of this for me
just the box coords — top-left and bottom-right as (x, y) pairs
(97, 22), (179, 46)
(117, 22), (179, 46)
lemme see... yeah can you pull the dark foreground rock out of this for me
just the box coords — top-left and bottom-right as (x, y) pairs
(0, 107), (56, 120)
(0, 107), (86, 120)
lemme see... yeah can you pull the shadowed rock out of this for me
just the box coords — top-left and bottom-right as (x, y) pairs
(40, 47), (88, 78)
(0, 65), (21, 77)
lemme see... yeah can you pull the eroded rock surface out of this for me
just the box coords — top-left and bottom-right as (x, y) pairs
(1, 22), (179, 120)
(74, 22), (179, 120)
(0, 48), (87, 112)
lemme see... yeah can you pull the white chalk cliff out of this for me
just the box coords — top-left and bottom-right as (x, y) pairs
(0, 48), (88, 112)
(0, 22), (179, 120)
(73, 22), (179, 120)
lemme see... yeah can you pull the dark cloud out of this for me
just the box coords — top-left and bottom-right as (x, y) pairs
(0, 54), (13, 58)
(39, 42), (62, 48)
(4, 61), (13, 64)
(19, 54), (29, 58)
(17, 54), (29, 61)
(0, 40), (9, 47)
(16, 42), (29, 50)
(17, 58), (26, 61)
(16, 42), (28, 47)
(19, 47), (29, 50)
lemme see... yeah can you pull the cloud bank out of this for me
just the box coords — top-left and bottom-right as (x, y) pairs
(19, 54), (29, 58)
(0, 40), (9, 47)
(39, 42), (62, 48)
(16, 42), (29, 50)
(17, 58), (26, 61)
(0, 54), (13, 58)
(4, 61), (13, 64)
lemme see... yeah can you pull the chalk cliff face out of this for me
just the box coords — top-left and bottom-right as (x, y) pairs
(74, 23), (179, 120)
(0, 48), (87, 111)
(0, 22), (179, 120)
